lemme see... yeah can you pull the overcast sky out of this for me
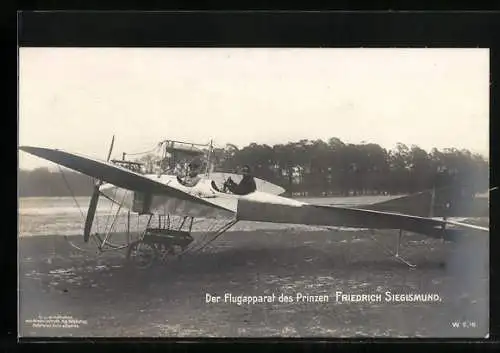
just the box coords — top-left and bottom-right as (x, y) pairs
(18, 48), (489, 170)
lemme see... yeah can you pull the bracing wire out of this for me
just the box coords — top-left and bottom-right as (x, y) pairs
(57, 165), (86, 221)
(102, 187), (119, 235)
(57, 165), (99, 253)
(105, 189), (128, 237)
(184, 220), (237, 254)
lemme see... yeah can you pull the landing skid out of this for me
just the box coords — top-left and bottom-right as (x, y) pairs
(367, 229), (416, 268)
(65, 209), (134, 255)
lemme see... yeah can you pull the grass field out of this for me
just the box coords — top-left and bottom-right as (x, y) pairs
(18, 227), (489, 338)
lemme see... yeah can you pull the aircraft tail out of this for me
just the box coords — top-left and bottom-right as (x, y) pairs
(364, 190), (434, 217)
(366, 186), (488, 218)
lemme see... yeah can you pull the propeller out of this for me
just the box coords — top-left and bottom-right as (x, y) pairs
(83, 135), (115, 242)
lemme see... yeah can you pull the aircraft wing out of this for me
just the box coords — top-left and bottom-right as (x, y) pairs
(235, 197), (489, 239)
(19, 146), (235, 218)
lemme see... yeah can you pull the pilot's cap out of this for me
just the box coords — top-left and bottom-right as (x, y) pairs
(241, 165), (251, 173)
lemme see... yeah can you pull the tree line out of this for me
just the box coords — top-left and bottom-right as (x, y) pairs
(210, 138), (489, 197)
(18, 138), (489, 198)
(18, 166), (95, 197)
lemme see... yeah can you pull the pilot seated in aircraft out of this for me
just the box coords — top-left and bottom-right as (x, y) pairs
(222, 165), (257, 195)
(177, 160), (201, 187)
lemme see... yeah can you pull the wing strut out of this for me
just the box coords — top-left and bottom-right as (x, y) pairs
(180, 219), (238, 254)
(366, 229), (416, 267)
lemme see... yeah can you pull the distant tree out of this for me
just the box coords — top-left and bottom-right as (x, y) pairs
(135, 153), (160, 173)
(407, 145), (432, 192)
(387, 143), (411, 194)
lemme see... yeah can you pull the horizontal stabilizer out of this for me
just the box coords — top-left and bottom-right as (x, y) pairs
(364, 191), (433, 217)
(366, 188), (489, 218)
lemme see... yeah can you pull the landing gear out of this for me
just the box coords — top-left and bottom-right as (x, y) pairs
(393, 230), (416, 268)
(368, 229), (416, 268)
(127, 240), (158, 270)
(126, 214), (194, 270)
(126, 231), (194, 269)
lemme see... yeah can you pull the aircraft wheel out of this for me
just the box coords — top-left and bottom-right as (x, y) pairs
(155, 242), (176, 263)
(126, 240), (158, 270)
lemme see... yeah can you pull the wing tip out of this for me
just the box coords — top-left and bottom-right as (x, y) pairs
(19, 145), (42, 152)
(19, 146), (39, 155)
(19, 146), (60, 155)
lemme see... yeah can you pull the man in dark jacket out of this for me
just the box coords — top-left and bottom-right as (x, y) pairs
(223, 165), (257, 195)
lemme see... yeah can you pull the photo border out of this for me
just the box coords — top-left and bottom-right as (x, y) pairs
(9, 9), (500, 351)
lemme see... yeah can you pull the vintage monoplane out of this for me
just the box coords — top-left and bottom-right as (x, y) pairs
(19, 137), (489, 269)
